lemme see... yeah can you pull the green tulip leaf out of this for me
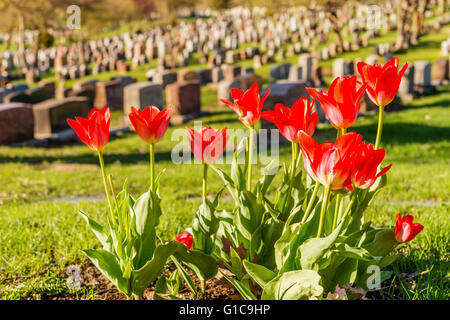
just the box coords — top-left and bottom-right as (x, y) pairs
(243, 260), (277, 289)
(83, 248), (129, 296)
(132, 241), (179, 297)
(331, 243), (374, 261)
(133, 190), (162, 268)
(220, 272), (257, 300)
(173, 243), (218, 281)
(298, 222), (343, 270)
(79, 210), (109, 248)
(261, 270), (323, 300)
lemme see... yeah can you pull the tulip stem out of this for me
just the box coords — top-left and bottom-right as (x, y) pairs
(98, 151), (115, 226)
(290, 142), (298, 178)
(295, 148), (302, 170)
(149, 143), (155, 192)
(337, 127), (346, 139)
(301, 181), (320, 224)
(317, 184), (331, 237)
(339, 191), (358, 224)
(200, 279), (206, 299)
(203, 163), (208, 201)
(108, 175), (123, 232)
(281, 142), (299, 219)
(247, 127), (255, 190)
(375, 106), (384, 150)
(332, 194), (341, 231)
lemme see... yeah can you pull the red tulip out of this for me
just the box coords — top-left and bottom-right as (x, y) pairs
(351, 142), (392, 189)
(298, 131), (362, 191)
(306, 76), (367, 129)
(219, 82), (270, 127)
(394, 213), (424, 243)
(357, 57), (408, 108)
(260, 97), (319, 143)
(186, 126), (229, 164)
(128, 106), (172, 144)
(174, 231), (193, 250)
(67, 107), (111, 152)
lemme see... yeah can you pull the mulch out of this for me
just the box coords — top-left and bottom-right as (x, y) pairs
(49, 260), (239, 300)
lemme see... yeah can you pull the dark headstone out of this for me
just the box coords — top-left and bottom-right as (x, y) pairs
(33, 96), (90, 139)
(433, 58), (449, 80)
(260, 82), (309, 144)
(166, 81), (201, 116)
(0, 103), (34, 144)
(123, 82), (164, 115)
(3, 91), (32, 104)
(94, 80), (123, 109)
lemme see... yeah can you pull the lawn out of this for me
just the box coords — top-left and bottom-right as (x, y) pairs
(1, 82), (449, 299)
(1, 19), (449, 299)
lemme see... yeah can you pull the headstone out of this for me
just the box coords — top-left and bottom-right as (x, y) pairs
(33, 96), (90, 139)
(94, 79), (123, 109)
(38, 80), (55, 96)
(398, 65), (415, 102)
(55, 86), (71, 100)
(360, 92), (379, 112)
(329, 43), (337, 57)
(270, 63), (291, 80)
(116, 60), (130, 73)
(223, 65), (241, 81)
(288, 65), (303, 81)
(0, 88), (12, 102)
(236, 74), (263, 91)
(253, 55), (262, 68)
(211, 67), (224, 83)
(333, 58), (354, 77)
(365, 55), (379, 65)
(166, 81), (201, 116)
(25, 87), (53, 104)
(123, 82), (164, 116)
(433, 58), (449, 80)
(312, 66), (324, 86)
(73, 80), (98, 92)
(153, 70), (177, 88)
(218, 79), (241, 103)
(196, 69), (212, 84)
(69, 88), (96, 105)
(225, 51), (235, 64)
(270, 65), (283, 80)
(260, 82), (310, 144)
(413, 61), (432, 93)
(298, 54), (312, 81)
(3, 91), (32, 104)
(0, 103), (34, 144)
(178, 69), (197, 82)
(110, 76), (136, 89)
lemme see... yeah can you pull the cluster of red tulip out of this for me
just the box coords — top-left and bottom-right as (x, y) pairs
(68, 57), (423, 300)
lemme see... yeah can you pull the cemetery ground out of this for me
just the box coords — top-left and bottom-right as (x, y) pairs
(0, 83), (449, 300)
(1, 12), (449, 300)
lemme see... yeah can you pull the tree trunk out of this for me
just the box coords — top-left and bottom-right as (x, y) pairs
(437, 0), (446, 13)
(410, 1), (420, 45)
(333, 28), (345, 52)
(394, 0), (412, 51)
(78, 29), (85, 65)
(18, 14), (28, 73)
(328, 12), (344, 52)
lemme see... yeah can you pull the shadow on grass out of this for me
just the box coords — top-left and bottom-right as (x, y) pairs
(308, 121), (450, 145)
(1, 122), (448, 165)
(0, 150), (176, 165)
